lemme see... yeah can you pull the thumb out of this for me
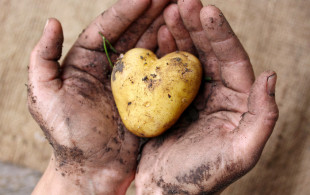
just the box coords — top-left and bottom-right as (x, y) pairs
(237, 71), (279, 160)
(29, 18), (63, 88)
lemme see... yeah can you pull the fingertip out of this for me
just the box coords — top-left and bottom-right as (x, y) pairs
(255, 70), (277, 96)
(164, 3), (179, 21)
(38, 18), (64, 61)
(158, 25), (172, 40)
(259, 70), (276, 78)
(43, 18), (63, 39)
(200, 5), (221, 25)
(44, 18), (61, 29)
(178, 0), (203, 31)
(248, 71), (278, 118)
(200, 5), (233, 42)
(200, 5), (221, 17)
(178, 0), (202, 11)
(267, 71), (277, 97)
(164, 4), (182, 30)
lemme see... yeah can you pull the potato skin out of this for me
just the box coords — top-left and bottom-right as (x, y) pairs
(111, 48), (202, 137)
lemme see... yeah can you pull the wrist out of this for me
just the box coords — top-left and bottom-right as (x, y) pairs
(33, 154), (134, 195)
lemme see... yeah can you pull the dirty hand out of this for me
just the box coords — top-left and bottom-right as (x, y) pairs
(135, 1), (279, 194)
(28, 0), (172, 194)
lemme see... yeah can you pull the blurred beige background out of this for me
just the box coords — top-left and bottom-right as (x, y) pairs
(0, 0), (309, 194)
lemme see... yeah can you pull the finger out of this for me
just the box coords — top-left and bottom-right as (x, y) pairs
(29, 18), (63, 89)
(76, 0), (151, 50)
(114, 0), (171, 53)
(178, 0), (220, 81)
(156, 25), (177, 58)
(163, 4), (195, 54)
(135, 15), (165, 51)
(237, 71), (278, 160)
(200, 6), (255, 93)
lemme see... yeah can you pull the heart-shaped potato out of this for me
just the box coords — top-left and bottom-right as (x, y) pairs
(111, 48), (202, 137)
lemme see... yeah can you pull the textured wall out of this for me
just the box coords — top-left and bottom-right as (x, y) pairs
(0, 0), (309, 194)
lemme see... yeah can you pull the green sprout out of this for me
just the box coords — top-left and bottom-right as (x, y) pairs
(204, 76), (213, 82)
(99, 32), (117, 68)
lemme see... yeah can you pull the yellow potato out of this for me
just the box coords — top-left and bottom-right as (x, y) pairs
(111, 48), (202, 137)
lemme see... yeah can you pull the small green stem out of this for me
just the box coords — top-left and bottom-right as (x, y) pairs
(99, 32), (117, 68)
(204, 76), (213, 82)
(105, 36), (117, 53)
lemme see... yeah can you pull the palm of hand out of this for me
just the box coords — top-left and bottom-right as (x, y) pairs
(28, 26), (139, 179)
(28, 61), (135, 167)
(136, 84), (254, 194)
(136, 2), (278, 194)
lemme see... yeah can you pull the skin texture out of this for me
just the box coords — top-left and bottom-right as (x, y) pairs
(135, 1), (278, 194)
(29, 0), (172, 194)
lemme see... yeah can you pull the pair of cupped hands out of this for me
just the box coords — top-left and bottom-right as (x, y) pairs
(29, 0), (279, 194)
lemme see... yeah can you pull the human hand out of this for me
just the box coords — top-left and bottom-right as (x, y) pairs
(135, 1), (279, 194)
(28, 0), (171, 194)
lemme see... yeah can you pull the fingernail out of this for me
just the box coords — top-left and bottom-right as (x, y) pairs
(267, 73), (277, 97)
(44, 19), (50, 31)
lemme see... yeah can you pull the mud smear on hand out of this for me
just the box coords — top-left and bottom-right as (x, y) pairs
(156, 177), (189, 195)
(26, 84), (37, 104)
(176, 164), (211, 189)
(28, 107), (87, 172)
(117, 123), (125, 141)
